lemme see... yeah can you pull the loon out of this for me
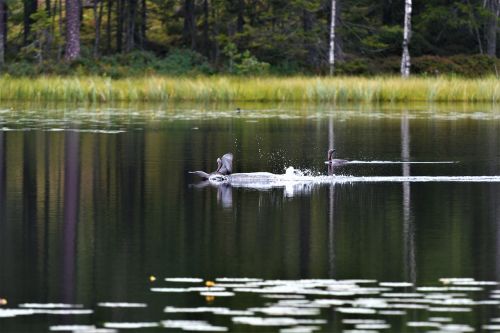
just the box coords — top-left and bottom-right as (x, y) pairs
(326, 149), (349, 165)
(189, 153), (233, 180)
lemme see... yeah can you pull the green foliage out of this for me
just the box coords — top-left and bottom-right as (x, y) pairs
(335, 59), (372, 75)
(234, 51), (270, 75)
(20, 9), (53, 63)
(412, 1), (487, 55)
(376, 57), (401, 74)
(4, 61), (39, 76)
(222, 42), (239, 73)
(449, 55), (499, 76)
(359, 25), (402, 54)
(413, 55), (499, 76)
(1, 49), (213, 78)
(1, 0), (499, 76)
(222, 42), (270, 75)
(412, 56), (461, 75)
(155, 49), (214, 75)
(4, 53), (497, 78)
(270, 61), (303, 75)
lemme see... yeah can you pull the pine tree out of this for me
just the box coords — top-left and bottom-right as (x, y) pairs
(64, 0), (80, 61)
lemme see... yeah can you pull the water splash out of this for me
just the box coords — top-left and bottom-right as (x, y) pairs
(210, 168), (500, 189)
(340, 160), (457, 164)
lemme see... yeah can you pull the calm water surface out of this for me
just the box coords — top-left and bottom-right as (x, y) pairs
(0, 103), (500, 332)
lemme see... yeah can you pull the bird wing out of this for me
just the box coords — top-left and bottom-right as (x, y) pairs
(219, 153), (233, 175)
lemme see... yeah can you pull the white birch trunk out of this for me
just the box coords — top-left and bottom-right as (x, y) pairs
(329, 0), (336, 75)
(401, 0), (412, 77)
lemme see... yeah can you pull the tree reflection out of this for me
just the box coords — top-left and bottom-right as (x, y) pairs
(0, 131), (5, 221)
(63, 131), (80, 303)
(328, 116), (336, 278)
(401, 111), (416, 284)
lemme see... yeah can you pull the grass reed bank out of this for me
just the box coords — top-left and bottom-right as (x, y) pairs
(0, 76), (499, 103)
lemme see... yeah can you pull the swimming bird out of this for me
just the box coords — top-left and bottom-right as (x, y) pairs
(190, 153), (233, 180)
(327, 149), (349, 165)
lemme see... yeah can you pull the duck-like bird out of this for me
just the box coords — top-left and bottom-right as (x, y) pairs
(190, 153), (233, 180)
(326, 149), (349, 165)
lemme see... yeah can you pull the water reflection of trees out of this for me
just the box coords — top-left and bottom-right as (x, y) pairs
(63, 131), (80, 303)
(0, 116), (499, 303)
(401, 111), (416, 284)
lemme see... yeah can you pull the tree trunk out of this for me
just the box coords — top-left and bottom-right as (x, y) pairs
(2, 2), (6, 51)
(93, 0), (104, 57)
(79, 0), (83, 26)
(237, 0), (244, 33)
(382, 0), (394, 25)
(57, 0), (63, 60)
(211, 2), (219, 63)
(46, 0), (55, 53)
(486, 0), (499, 57)
(125, 0), (137, 52)
(0, 0), (5, 67)
(203, 0), (210, 58)
(52, 0), (57, 24)
(466, 0), (483, 54)
(116, 0), (123, 52)
(106, 0), (112, 52)
(23, 0), (38, 44)
(329, 0), (336, 75)
(335, 0), (344, 62)
(64, 0), (81, 61)
(303, 8), (318, 70)
(139, 0), (146, 48)
(183, 0), (196, 50)
(401, 0), (412, 78)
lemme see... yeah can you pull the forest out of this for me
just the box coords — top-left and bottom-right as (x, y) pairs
(0, 0), (498, 77)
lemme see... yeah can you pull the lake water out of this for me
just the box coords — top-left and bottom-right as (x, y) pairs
(0, 103), (500, 332)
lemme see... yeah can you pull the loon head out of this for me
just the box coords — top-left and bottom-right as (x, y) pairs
(328, 149), (336, 161)
(216, 158), (222, 172)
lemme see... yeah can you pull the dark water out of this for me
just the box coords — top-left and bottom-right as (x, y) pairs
(0, 104), (500, 332)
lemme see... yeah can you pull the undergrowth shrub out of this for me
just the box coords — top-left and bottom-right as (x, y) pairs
(155, 49), (213, 75)
(234, 51), (270, 75)
(412, 55), (499, 76)
(0, 49), (498, 78)
(335, 58), (373, 75)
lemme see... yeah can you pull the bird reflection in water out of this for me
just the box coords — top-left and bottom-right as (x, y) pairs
(192, 179), (316, 208)
(328, 162), (347, 176)
(191, 181), (233, 208)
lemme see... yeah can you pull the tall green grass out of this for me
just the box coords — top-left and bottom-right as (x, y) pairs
(0, 76), (499, 103)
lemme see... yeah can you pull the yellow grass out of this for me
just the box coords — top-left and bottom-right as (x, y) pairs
(0, 76), (498, 103)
